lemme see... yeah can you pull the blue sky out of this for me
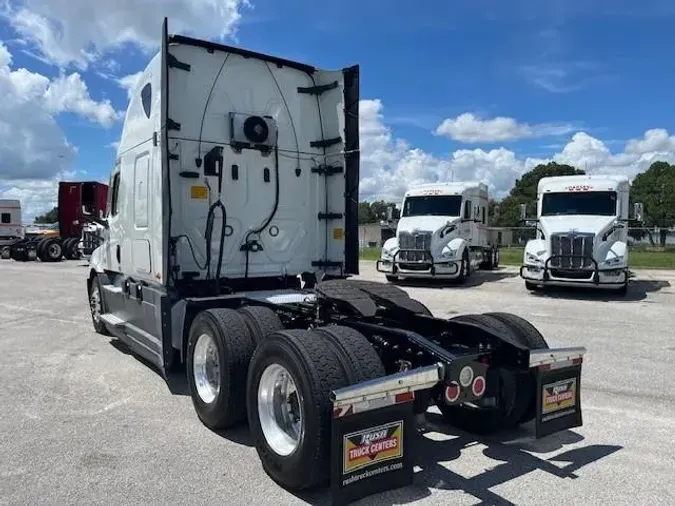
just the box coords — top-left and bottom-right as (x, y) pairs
(1, 0), (675, 218)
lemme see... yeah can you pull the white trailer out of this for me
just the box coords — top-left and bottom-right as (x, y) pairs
(519, 174), (643, 294)
(376, 182), (499, 283)
(84, 19), (588, 502)
(0, 199), (24, 258)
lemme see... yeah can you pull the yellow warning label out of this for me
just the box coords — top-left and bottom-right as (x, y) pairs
(542, 378), (576, 415)
(333, 227), (344, 240)
(343, 421), (403, 475)
(190, 185), (208, 200)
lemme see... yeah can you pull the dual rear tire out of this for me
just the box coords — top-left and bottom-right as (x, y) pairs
(438, 312), (548, 434)
(185, 307), (386, 491)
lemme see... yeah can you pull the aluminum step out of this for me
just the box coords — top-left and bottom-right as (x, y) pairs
(99, 313), (126, 328)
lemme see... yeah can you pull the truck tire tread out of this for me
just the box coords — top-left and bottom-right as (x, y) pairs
(484, 312), (549, 423)
(186, 308), (255, 430)
(311, 325), (386, 384)
(237, 305), (285, 345)
(246, 329), (350, 491)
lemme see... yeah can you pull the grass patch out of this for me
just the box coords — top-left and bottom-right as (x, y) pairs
(359, 246), (675, 269)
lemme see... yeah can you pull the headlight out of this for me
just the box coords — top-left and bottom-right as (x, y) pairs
(442, 247), (457, 258)
(526, 252), (543, 264)
(381, 247), (395, 259)
(603, 255), (624, 266)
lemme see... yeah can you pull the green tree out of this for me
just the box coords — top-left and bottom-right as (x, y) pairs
(358, 202), (374, 224)
(630, 161), (675, 246)
(34, 207), (58, 224)
(493, 162), (585, 227)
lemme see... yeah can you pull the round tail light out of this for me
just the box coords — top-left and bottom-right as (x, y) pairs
(472, 376), (486, 397)
(444, 382), (460, 403)
(459, 365), (474, 387)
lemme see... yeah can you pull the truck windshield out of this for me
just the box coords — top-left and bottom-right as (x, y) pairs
(541, 191), (618, 216)
(402, 195), (463, 217)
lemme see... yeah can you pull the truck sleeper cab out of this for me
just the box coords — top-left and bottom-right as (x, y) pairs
(85, 19), (588, 498)
(520, 174), (642, 294)
(377, 182), (499, 283)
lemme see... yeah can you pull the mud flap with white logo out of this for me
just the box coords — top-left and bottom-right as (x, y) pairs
(330, 392), (415, 505)
(535, 362), (583, 438)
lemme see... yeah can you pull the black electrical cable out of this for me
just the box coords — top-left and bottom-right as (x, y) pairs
(242, 61), (298, 280)
(196, 54), (230, 168)
(244, 144), (280, 279)
(194, 53), (230, 294)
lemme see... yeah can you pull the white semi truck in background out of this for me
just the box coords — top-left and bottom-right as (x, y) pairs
(519, 174), (644, 294)
(0, 200), (24, 258)
(83, 18), (588, 502)
(376, 182), (499, 283)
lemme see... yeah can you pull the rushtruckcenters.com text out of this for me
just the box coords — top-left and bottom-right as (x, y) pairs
(342, 462), (404, 486)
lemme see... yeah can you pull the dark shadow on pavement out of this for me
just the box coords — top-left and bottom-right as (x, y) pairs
(526, 278), (670, 302)
(393, 267), (518, 289)
(293, 411), (622, 505)
(109, 337), (253, 446)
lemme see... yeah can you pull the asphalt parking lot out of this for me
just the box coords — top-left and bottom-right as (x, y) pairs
(1, 260), (674, 506)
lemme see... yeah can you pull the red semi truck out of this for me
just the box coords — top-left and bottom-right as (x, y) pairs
(5, 181), (108, 262)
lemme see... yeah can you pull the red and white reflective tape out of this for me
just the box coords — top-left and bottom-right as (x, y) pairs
(333, 391), (416, 418)
(538, 357), (583, 372)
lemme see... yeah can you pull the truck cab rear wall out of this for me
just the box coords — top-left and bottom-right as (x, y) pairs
(108, 35), (359, 287)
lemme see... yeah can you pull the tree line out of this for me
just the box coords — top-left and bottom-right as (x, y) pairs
(359, 160), (675, 239)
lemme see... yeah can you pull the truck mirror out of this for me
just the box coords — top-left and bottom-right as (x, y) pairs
(633, 202), (644, 222)
(519, 203), (527, 221)
(386, 205), (393, 221)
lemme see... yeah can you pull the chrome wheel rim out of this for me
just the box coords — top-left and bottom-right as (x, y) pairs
(49, 243), (61, 257)
(258, 363), (304, 456)
(193, 333), (221, 404)
(90, 284), (101, 323)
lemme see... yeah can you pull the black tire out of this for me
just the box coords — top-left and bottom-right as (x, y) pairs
(617, 281), (628, 296)
(437, 313), (534, 434)
(237, 305), (285, 345)
(88, 275), (111, 336)
(62, 238), (75, 260)
(186, 308), (255, 430)
(483, 312), (548, 350)
(36, 237), (50, 260)
(40, 238), (63, 262)
(483, 312), (549, 424)
(525, 281), (538, 291)
(311, 325), (386, 384)
(246, 329), (351, 491)
(456, 250), (471, 284)
(385, 275), (398, 283)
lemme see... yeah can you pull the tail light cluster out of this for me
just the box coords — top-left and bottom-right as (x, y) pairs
(443, 364), (486, 405)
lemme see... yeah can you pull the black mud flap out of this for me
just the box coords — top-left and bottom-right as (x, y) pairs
(535, 361), (583, 439)
(330, 392), (414, 505)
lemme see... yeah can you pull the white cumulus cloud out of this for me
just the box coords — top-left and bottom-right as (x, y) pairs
(2, 0), (251, 69)
(0, 41), (120, 220)
(359, 100), (675, 204)
(434, 112), (576, 143)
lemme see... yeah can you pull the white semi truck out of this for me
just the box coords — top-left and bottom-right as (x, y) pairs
(0, 199), (24, 258)
(519, 174), (643, 294)
(84, 19), (588, 501)
(376, 182), (499, 283)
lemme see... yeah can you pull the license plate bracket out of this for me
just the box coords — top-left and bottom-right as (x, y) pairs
(535, 362), (583, 438)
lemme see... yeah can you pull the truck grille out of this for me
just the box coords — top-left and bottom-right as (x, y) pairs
(549, 232), (594, 269)
(398, 231), (432, 262)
